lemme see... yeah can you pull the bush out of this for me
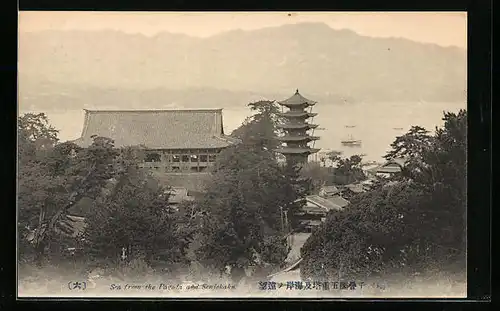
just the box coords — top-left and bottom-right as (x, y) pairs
(259, 236), (291, 267)
(301, 182), (429, 280)
(300, 111), (467, 280)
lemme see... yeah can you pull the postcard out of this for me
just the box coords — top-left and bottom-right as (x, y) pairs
(17, 11), (467, 298)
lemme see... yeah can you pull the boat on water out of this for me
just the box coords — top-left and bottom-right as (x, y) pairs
(341, 134), (362, 146)
(393, 127), (403, 130)
(345, 125), (356, 128)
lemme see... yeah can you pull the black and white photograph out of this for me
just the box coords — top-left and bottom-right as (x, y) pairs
(17, 11), (467, 298)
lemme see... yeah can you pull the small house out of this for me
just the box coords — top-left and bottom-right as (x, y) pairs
(368, 157), (407, 177)
(318, 185), (340, 197)
(341, 183), (368, 199)
(295, 195), (349, 232)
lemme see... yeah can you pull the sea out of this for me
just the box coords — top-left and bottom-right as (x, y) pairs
(19, 101), (466, 163)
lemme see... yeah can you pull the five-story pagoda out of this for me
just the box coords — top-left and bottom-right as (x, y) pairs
(275, 89), (320, 165)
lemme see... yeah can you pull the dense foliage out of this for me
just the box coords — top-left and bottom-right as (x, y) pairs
(328, 154), (367, 185)
(18, 113), (61, 262)
(301, 110), (467, 279)
(300, 153), (367, 193)
(18, 113), (189, 271)
(230, 100), (283, 151)
(192, 101), (308, 280)
(19, 106), (466, 286)
(300, 162), (334, 193)
(82, 142), (190, 271)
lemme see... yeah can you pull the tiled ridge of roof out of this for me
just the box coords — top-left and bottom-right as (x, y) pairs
(325, 195), (350, 208)
(75, 109), (238, 149)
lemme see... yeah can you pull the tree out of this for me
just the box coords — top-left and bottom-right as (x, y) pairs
(385, 110), (467, 264)
(231, 100), (282, 151)
(300, 162), (334, 193)
(18, 113), (59, 160)
(18, 113), (190, 271)
(385, 111), (466, 255)
(383, 125), (434, 182)
(416, 110), (467, 261)
(83, 152), (190, 273)
(327, 154), (367, 185)
(385, 126), (434, 161)
(18, 113), (74, 263)
(194, 100), (307, 281)
(301, 110), (467, 279)
(301, 181), (434, 280)
(18, 133), (123, 263)
(194, 143), (300, 281)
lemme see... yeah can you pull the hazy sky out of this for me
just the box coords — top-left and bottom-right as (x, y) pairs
(19, 11), (467, 48)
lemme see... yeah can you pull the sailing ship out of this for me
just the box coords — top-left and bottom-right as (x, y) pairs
(341, 134), (362, 146)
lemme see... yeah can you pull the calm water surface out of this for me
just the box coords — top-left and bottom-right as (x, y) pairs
(19, 101), (465, 162)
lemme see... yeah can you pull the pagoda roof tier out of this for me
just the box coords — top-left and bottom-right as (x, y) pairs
(277, 111), (318, 118)
(276, 123), (319, 130)
(274, 147), (320, 154)
(278, 90), (317, 107)
(277, 135), (320, 142)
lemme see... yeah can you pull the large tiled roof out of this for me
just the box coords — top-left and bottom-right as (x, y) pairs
(73, 109), (240, 149)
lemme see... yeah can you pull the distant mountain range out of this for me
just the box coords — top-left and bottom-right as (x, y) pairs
(19, 22), (466, 110)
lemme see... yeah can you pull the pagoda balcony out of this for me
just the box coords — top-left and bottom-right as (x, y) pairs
(277, 135), (320, 142)
(276, 123), (319, 130)
(274, 147), (320, 154)
(278, 102), (316, 109)
(277, 111), (318, 118)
